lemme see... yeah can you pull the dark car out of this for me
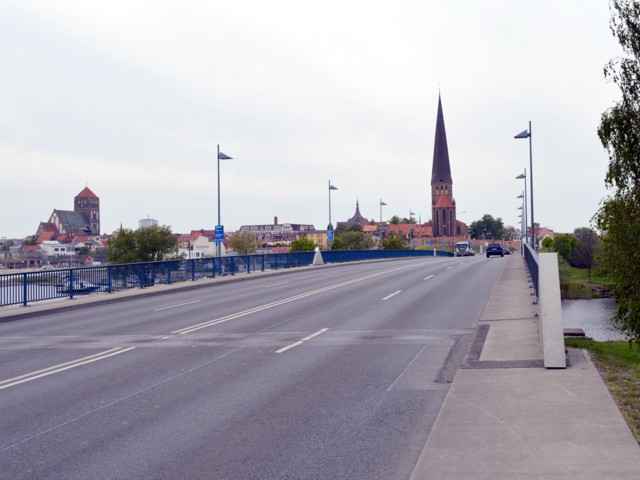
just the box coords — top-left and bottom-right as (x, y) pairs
(486, 243), (503, 257)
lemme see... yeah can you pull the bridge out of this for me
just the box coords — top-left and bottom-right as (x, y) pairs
(1, 254), (639, 479)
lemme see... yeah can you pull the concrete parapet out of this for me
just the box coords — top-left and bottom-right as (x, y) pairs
(538, 252), (566, 368)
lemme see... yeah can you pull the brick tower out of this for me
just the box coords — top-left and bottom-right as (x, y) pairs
(431, 94), (456, 237)
(74, 186), (100, 234)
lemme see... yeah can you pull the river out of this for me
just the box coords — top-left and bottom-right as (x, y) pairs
(562, 298), (627, 341)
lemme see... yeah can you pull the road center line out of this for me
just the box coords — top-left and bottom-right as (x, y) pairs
(446, 266), (453, 270)
(264, 281), (289, 288)
(424, 275), (434, 280)
(275, 328), (329, 353)
(172, 262), (423, 335)
(383, 290), (402, 300)
(154, 300), (201, 312)
(0, 347), (136, 391)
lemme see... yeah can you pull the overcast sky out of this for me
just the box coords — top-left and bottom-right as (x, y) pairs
(1, 1), (623, 239)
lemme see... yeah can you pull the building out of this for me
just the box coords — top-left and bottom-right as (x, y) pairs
(138, 217), (159, 229)
(337, 201), (370, 231)
(429, 95), (467, 239)
(36, 187), (101, 242)
(176, 229), (216, 258)
(238, 217), (315, 245)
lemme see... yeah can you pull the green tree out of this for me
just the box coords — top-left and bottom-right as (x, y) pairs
(552, 234), (577, 263)
(570, 227), (600, 281)
(107, 225), (177, 264)
(382, 233), (408, 250)
(541, 237), (554, 251)
(595, 0), (640, 343)
(331, 231), (374, 250)
(290, 236), (317, 252)
(388, 215), (401, 225)
(228, 231), (260, 255)
(468, 214), (505, 240)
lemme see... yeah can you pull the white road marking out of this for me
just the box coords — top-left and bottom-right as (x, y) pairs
(0, 347), (136, 391)
(275, 328), (329, 353)
(382, 290), (402, 300)
(446, 266), (453, 270)
(154, 300), (201, 312)
(264, 281), (289, 288)
(424, 275), (434, 280)
(172, 263), (422, 335)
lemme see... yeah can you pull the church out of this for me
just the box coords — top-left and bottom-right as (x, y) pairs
(35, 187), (101, 243)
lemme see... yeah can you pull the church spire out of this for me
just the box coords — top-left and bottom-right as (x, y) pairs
(431, 94), (452, 184)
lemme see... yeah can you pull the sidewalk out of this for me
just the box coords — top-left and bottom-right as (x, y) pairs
(411, 253), (640, 479)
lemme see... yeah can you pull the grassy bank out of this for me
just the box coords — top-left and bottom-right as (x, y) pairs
(565, 338), (640, 443)
(559, 262), (613, 299)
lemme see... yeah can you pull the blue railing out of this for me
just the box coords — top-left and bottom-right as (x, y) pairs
(523, 243), (538, 300)
(0, 249), (451, 307)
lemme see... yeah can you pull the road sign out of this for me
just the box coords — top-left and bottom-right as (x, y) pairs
(215, 225), (224, 243)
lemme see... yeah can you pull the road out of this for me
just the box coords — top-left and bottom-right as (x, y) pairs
(0, 256), (505, 479)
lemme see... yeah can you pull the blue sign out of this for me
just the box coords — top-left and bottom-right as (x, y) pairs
(441, 242), (446, 249)
(215, 225), (224, 243)
(327, 229), (334, 243)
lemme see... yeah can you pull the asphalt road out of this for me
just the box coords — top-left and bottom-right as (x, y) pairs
(0, 256), (506, 480)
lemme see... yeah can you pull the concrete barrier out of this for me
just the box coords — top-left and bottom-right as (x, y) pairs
(538, 252), (566, 368)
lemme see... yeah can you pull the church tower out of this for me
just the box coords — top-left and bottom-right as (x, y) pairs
(431, 94), (456, 237)
(74, 186), (100, 234)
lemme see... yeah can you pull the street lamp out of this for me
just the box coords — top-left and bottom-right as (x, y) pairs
(217, 144), (233, 257)
(379, 199), (387, 249)
(514, 123), (534, 248)
(328, 181), (338, 249)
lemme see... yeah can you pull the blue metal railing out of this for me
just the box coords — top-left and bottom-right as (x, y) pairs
(0, 249), (451, 307)
(523, 243), (538, 299)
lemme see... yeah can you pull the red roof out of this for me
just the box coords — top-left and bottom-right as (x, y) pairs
(434, 193), (455, 209)
(76, 186), (98, 199)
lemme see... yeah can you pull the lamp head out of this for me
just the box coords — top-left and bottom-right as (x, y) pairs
(514, 130), (530, 139)
(516, 173), (526, 179)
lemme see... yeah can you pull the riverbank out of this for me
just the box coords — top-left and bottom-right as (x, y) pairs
(559, 262), (613, 299)
(565, 338), (640, 444)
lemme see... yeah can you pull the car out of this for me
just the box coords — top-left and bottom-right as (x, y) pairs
(486, 243), (504, 257)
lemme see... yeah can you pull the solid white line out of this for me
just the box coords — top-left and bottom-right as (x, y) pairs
(172, 263), (422, 335)
(446, 266), (453, 270)
(154, 300), (201, 312)
(275, 328), (329, 353)
(424, 275), (434, 280)
(382, 290), (402, 300)
(0, 347), (136, 391)
(264, 281), (289, 288)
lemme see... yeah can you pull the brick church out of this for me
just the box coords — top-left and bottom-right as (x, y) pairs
(428, 94), (466, 239)
(35, 187), (101, 243)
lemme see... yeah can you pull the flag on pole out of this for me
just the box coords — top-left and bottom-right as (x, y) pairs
(218, 152), (233, 160)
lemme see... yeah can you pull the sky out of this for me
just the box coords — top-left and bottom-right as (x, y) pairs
(0, 0), (624, 239)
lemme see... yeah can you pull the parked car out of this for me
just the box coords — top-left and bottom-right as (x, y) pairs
(486, 243), (504, 257)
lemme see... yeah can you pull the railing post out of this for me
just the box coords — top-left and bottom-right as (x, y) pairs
(230, 257), (235, 275)
(22, 272), (28, 306)
(191, 259), (196, 281)
(69, 269), (74, 299)
(261, 254), (265, 272)
(108, 266), (112, 293)
(139, 264), (145, 288)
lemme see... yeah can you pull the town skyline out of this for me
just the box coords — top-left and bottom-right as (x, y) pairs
(2, 1), (619, 239)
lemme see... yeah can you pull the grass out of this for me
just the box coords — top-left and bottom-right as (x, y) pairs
(565, 338), (640, 443)
(559, 262), (614, 299)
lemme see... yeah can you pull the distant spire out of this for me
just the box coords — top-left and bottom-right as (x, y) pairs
(431, 94), (452, 184)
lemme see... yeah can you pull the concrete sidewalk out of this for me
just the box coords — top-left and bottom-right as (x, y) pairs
(411, 254), (640, 479)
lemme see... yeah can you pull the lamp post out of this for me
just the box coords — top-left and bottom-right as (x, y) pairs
(216, 144), (233, 257)
(514, 123), (534, 248)
(328, 181), (338, 249)
(379, 199), (387, 249)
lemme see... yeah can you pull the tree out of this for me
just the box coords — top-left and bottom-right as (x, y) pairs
(595, 0), (640, 342)
(382, 233), (408, 250)
(228, 231), (260, 255)
(290, 236), (317, 252)
(388, 215), (401, 225)
(468, 214), (505, 240)
(331, 231), (374, 250)
(552, 234), (576, 263)
(541, 237), (554, 251)
(107, 225), (177, 264)
(570, 227), (600, 281)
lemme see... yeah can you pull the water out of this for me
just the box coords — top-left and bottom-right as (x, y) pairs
(562, 298), (627, 341)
